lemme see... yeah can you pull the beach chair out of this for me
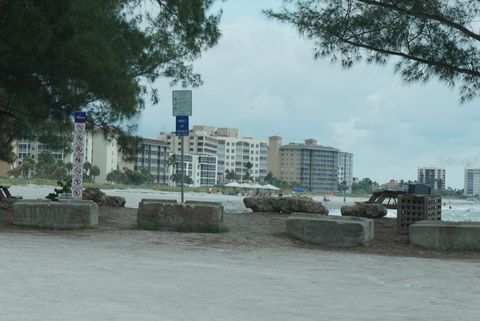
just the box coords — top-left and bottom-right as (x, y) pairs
(0, 185), (23, 200)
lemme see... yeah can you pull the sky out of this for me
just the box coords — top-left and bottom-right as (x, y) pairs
(136, 0), (480, 189)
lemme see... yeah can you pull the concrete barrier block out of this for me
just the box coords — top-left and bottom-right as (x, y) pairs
(410, 221), (480, 250)
(140, 199), (177, 204)
(287, 214), (374, 247)
(13, 200), (98, 229)
(137, 202), (223, 232)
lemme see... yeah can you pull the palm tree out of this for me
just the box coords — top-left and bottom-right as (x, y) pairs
(225, 170), (238, 181)
(168, 154), (178, 175)
(90, 166), (100, 183)
(65, 162), (73, 175)
(83, 161), (92, 181)
(20, 156), (35, 178)
(243, 161), (253, 182)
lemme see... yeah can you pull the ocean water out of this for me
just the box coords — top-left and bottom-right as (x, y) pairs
(330, 205), (480, 222)
(441, 205), (480, 222)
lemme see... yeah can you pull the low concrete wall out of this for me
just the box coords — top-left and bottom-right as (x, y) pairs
(287, 214), (374, 247)
(410, 221), (480, 250)
(13, 200), (98, 229)
(137, 201), (223, 232)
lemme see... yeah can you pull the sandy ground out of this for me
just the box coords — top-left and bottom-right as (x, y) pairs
(1, 206), (480, 320)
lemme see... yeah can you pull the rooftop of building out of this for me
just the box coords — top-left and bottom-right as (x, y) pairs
(142, 138), (167, 146)
(280, 142), (340, 152)
(418, 166), (446, 170)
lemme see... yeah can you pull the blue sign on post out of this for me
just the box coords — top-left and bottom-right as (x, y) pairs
(176, 116), (189, 136)
(74, 111), (86, 123)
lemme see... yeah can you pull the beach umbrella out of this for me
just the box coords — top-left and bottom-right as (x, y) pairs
(224, 182), (240, 187)
(264, 184), (280, 190)
(239, 183), (253, 189)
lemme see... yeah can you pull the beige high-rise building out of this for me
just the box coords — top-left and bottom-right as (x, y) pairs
(268, 137), (353, 192)
(158, 128), (218, 156)
(267, 136), (282, 177)
(216, 127), (238, 138)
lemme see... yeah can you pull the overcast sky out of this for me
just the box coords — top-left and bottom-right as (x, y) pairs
(136, 0), (479, 189)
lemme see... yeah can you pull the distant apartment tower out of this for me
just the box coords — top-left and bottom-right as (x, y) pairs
(12, 138), (67, 167)
(170, 153), (217, 187)
(464, 168), (480, 196)
(267, 136), (282, 178)
(134, 138), (169, 185)
(269, 138), (353, 192)
(89, 130), (119, 184)
(338, 152), (353, 192)
(216, 132), (268, 183)
(417, 166), (446, 190)
(161, 125), (268, 184)
(158, 127), (218, 156)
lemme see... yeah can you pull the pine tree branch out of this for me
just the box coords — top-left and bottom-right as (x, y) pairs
(357, 0), (480, 42)
(336, 34), (480, 77)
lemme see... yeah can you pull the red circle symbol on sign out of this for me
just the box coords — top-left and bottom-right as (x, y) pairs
(73, 190), (81, 197)
(75, 123), (85, 131)
(73, 178), (81, 185)
(74, 167), (82, 175)
(74, 156), (82, 164)
(75, 134), (84, 142)
(75, 145), (83, 153)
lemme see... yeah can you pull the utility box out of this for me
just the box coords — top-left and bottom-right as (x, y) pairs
(397, 194), (442, 234)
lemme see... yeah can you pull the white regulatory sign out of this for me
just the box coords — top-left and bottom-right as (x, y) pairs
(172, 90), (192, 116)
(72, 111), (86, 200)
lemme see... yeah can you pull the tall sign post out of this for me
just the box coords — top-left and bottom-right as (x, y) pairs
(173, 90), (192, 203)
(72, 111), (86, 200)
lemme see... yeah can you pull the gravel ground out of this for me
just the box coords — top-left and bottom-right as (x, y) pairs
(2, 205), (480, 260)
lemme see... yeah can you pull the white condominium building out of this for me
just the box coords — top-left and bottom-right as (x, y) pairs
(159, 125), (268, 184)
(217, 136), (268, 183)
(417, 166), (446, 190)
(169, 153), (217, 187)
(464, 168), (480, 196)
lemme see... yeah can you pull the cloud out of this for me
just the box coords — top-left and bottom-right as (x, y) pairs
(332, 117), (367, 145)
(135, 2), (479, 188)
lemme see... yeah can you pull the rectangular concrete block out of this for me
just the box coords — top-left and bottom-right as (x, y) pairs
(287, 214), (374, 247)
(140, 199), (177, 203)
(137, 201), (223, 232)
(13, 200), (98, 229)
(410, 221), (480, 250)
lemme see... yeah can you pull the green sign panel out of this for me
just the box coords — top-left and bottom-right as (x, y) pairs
(172, 90), (192, 116)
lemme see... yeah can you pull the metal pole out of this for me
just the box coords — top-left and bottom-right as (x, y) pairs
(181, 135), (185, 203)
